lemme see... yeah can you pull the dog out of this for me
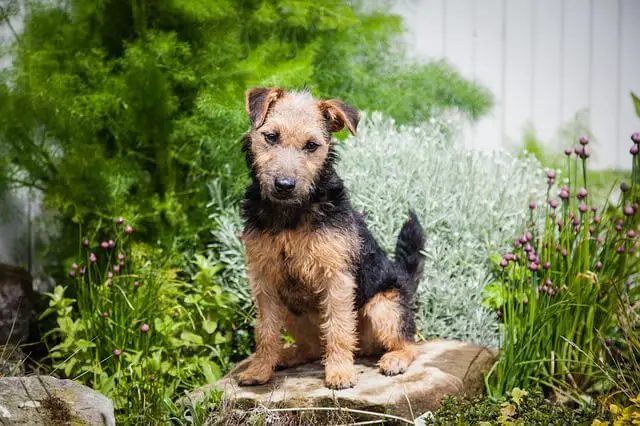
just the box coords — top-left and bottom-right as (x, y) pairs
(237, 87), (425, 390)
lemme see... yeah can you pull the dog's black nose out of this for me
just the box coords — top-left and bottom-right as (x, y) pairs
(274, 176), (296, 192)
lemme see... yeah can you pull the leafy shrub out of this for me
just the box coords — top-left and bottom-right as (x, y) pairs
(0, 0), (492, 281)
(430, 388), (596, 425)
(40, 218), (241, 424)
(211, 112), (546, 345)
(484, 135), (640, 398)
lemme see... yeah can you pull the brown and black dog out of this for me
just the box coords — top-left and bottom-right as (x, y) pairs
(237, 87), (425, 390)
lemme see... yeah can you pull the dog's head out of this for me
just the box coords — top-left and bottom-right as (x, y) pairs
(242, 87), (360, 204)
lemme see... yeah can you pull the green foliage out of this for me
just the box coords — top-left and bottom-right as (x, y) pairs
(0, 0), (492, 278)
(484, 137), (640, 398)
(40, 220), (242, 425)
(430, 388), (596, 425)
(631, 92), (640, 118)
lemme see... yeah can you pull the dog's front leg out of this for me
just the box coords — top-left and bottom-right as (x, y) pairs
(238, 286), (284, 386)
(320, 271), (358, 389)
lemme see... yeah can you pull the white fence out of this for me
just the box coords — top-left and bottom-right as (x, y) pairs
(394, 0), (640, 170)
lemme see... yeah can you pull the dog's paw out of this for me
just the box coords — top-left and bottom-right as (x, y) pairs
(237, 367), (273, 387)
(325, 365), (356, 390)
(378, 351), (409, 376)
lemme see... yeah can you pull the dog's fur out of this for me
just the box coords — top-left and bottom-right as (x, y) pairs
(237, 87), (426, 390)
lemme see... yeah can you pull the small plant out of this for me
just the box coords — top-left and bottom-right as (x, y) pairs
(430, 387), (596, 425)
(484, 134), (640, 398)
(40, 218), (240, 425)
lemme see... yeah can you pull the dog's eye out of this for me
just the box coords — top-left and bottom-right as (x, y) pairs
(263, 133), (278, 145)
(303, 141), (319, 152)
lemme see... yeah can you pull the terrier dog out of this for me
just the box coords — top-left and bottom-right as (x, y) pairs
(237, 87), (425, 390)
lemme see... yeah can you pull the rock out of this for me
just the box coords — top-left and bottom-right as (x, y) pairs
(187, 339), (497, 422)
(0, 376), (115, 426)
(0, 263), (35, 345)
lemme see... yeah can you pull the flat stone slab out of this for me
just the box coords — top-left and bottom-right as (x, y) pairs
(0, 376), (115, 426)
(187, 339), (496, 421)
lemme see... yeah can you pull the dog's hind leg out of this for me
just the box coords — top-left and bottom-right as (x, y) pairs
(361, 289), (418, 376)
(277, 313), (322, 370)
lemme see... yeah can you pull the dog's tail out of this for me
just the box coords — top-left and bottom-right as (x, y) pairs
(394, 210), (426, 296)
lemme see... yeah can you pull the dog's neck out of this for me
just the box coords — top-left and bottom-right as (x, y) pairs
(241, 166), (353, 234)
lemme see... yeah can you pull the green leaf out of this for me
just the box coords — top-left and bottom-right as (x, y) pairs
(180, 331), (203, 345)
(203, 319), (217, 334)
(632, 92), (640, 118)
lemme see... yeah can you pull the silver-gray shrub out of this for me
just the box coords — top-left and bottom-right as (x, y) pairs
(209, 112), (546, 346)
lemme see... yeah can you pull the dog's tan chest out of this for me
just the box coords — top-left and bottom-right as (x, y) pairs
(243, 227), (357, 300)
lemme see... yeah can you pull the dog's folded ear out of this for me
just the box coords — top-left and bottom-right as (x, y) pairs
(245, 87), (285, 129)
(319, 99), (360, 136)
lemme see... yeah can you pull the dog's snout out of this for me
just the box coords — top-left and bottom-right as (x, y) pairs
(274, 176), (296, 192)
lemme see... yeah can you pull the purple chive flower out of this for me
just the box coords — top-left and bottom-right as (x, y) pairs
(546, 170), (556, 179)
(543, 262), (551, 270)
(100, 241), (109, 250)
(118, 254), (125, 261)
(605, 338), (613, 347)
(102, 311), (109, 318)
(116, 216), (124, 225)
(557, 219), (564, 230)
(107, 278), (112, 287)
(579, 135), (589, 145)
(575, 147), (583, 156)
(140, 323), (150, 333)
(504, 253), (516, 261)
(595, 261), (603, 270)
(524, 243), (533, 253)
(578, 203), (588, 214)
(541, 284), (549, 292)
(547, 177), (555, 186)
(120, 260), (125, 267)
(564, 148), (572, 156)
(620, 182), (629, 193)
(529, 262), (539, 272)
(617, 245), (625, 254)
(525, 231), (533, 241)
(124, 225), (134, 235)
(69, 270), (76, 278)
(528, 252), (537, 262)
(529, 201), (537, 210)
(581, 148), (590, 159)
(593, 216), (601, 224)
(631, 145), (639, 156)
(89, 252), (97, 263)
(562, 248), (568, 257)
(499, 259), (508, 268)
(107, 271), (113, 279)
(548, 288), (557, 296)
(624, 206), (635, 216)
(627, 229), (636, 238)
(559, 189), (569, 200)
(113, 264), (121, 273)
(113, 349), (122, 358)
(523, 298), (529, 305)
(496, 309), (503, 318)
(632, 132), (640, 144)
(133, 281), (141, 288)
(549, 199), (559, 209)
(577, 188), (588, 200)
(79, 267), (86, 276)
(71, 262), (79, 270)
(597, 236), (605, 245)
(82, 239), (90, 248)
(108, 239), (115, 249)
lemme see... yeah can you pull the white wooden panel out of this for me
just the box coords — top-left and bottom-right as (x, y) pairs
(502, 0), (535, 147)
(473, 0), (505, 151)
(590, 0), (620, 170)
(393, 0), (446, 61)
(561, 0), (591, 125)
(531, 0), (563, 144)
(617, 0), (640, 170)
(443, 0), (476, 148)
